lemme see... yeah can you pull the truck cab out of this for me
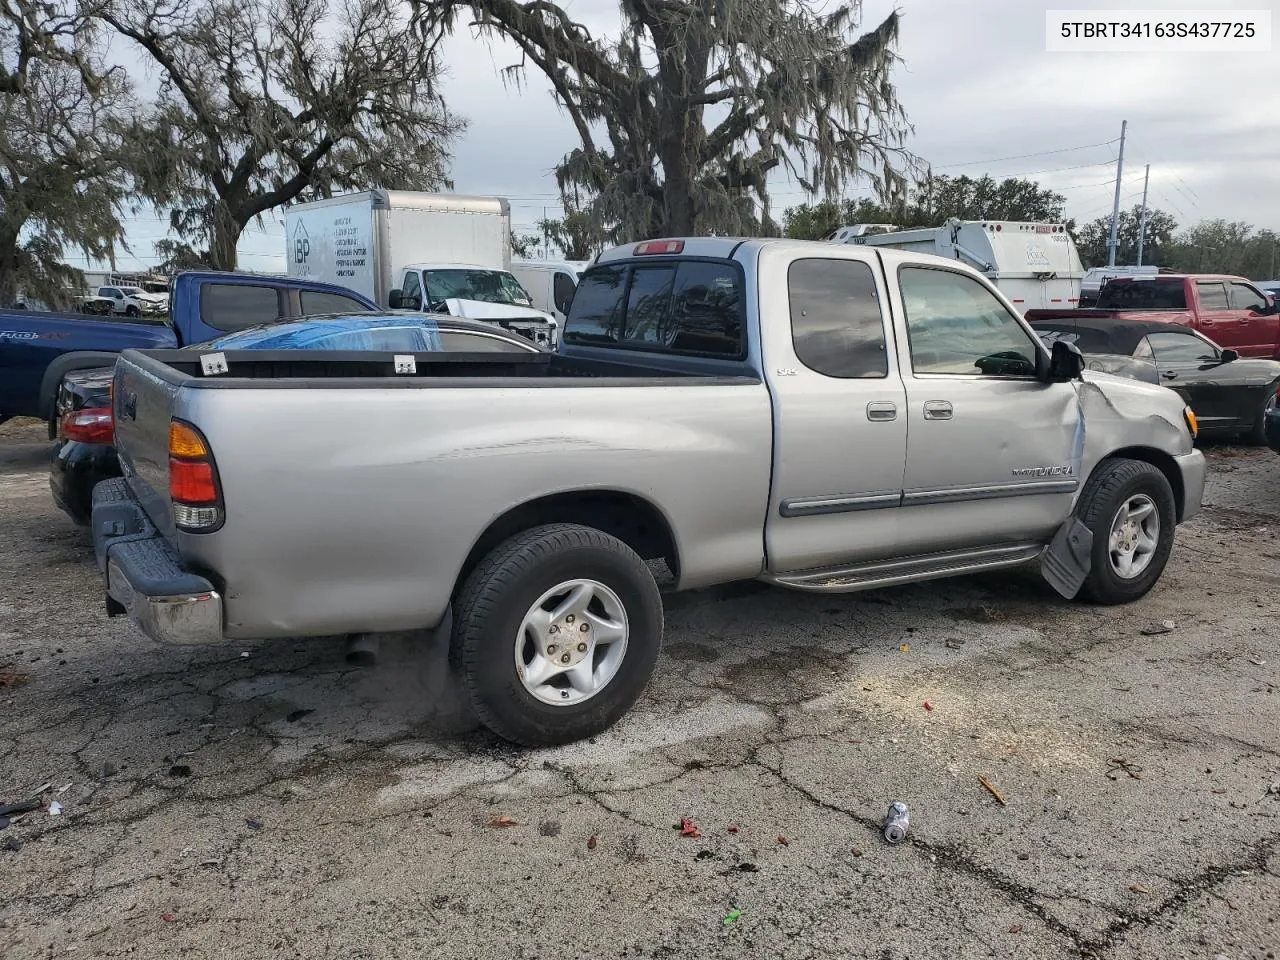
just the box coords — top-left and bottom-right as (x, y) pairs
(388, 263), (559, 347)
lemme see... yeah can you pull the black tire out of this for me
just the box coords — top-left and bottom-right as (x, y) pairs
(1245, 381), (1279, 446)
(450, 523), (663, 747)
(125, 305), (140, 317)
(1076, 459), (1177, 605)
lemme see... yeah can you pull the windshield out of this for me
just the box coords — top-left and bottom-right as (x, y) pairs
(119, 287), (144, 296)
(423, 269), (532, 306)
(1095, 280), (1187, 310)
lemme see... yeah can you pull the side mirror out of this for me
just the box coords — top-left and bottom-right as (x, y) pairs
(1046, 339), (1085, 382)
(1219, 348), (1239, 363)
(388, 289), (403, 309)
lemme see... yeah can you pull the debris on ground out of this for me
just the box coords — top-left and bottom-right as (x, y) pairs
(945, 638), (965, 650)
(722, 907), (742, 926)
(286, 709), (314, 723)
(0, 817), (9, 830)
(978, 776), (1007, 805)
(1106, 757), (1144, 781)
(168, 765), (192, 778)
(48, 801), (62, 817)
(162, 913), (177, 923)
(538, 820), (561, 837)
(695, 849), (715, 861)
(727, 824), (740, 833)
(486, 815), (520, 828)
(587, 836), (597, 851)
(882, 802), (909, 843)
(900, 643), (910, 653)
(0, 799), (41, 817)
(1130, 884), (1150, 894)
(1008, 924), (1023, 934)
(245, 818), (263, 830)
(923, 701), (934, 712)
(733, 862), (759, 872)
(100, 762), (118, 779)
(851, 848), (863, 857)
(677, 817), (702, 838)
(1140, 620), (1176, 636)
(0, 666), (29, 688)
(776, 834), (789, 846)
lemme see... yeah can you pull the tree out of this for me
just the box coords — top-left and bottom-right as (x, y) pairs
(1, 0), (100, 95)
(0, 53), (131, 305)
(510, 230), (540, 258)
(102, 0), (464, 270)
(1075, 205), (1177, 268)
(417, 0), (915, 242)
(1163, 220), (1280, 278)
(152, 238), (210, 273)
(782, 175), (1071, 241)
(536, 196), (603, 260)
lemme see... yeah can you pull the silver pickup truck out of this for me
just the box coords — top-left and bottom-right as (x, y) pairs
(91, 237), (1206, 746)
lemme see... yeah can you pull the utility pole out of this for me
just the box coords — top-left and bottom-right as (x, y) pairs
(1106, 120), (1128, 267)
(542, 206), (549, 260)
(1136, 163), (1150, 266)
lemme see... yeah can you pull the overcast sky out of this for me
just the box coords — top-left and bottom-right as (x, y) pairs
(104, 0), (1279, 273)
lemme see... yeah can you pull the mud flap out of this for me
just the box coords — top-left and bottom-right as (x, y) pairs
(1041, 517), (1093, 599)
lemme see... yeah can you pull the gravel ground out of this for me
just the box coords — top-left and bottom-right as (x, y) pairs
(1, 415), (1278, 960)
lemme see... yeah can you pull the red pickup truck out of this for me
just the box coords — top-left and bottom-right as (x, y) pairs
(1025, 274), (1280, 359)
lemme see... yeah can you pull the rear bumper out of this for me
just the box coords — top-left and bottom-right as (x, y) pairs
(91, 479), (224, 645)
(1174, 450), (1206, 522)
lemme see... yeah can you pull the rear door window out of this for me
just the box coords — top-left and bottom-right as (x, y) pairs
(200, 283), (285, 332)
(1195, 281), (1229, 310)
(788, 258), (887, 378)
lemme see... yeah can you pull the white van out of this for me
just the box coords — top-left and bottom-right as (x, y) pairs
(510, 260), (589, 325)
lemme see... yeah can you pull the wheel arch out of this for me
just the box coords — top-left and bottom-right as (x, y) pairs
(37, 352), (120, 421)
(454, 490), (681, 600)
(1090, 447), (1185, 521)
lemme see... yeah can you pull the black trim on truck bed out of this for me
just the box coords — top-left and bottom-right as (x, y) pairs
(121, 349), (763, 389)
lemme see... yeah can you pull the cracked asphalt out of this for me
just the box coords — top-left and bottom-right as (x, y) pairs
(2, 416), (1279, 959)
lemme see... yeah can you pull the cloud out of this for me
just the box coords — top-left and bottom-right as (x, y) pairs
(103, 0), (1278, 270)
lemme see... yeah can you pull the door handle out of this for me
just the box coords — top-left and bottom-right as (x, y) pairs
(923, 400), (953, 420)
(866, 401), (897, 422)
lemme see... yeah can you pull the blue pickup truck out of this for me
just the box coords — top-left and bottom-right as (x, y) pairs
(1, 270), (376, 432)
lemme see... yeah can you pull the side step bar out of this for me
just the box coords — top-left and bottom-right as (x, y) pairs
(763, 542), (1045, 594)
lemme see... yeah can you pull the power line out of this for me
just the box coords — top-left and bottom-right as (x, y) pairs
(929, 138), (1121, 170)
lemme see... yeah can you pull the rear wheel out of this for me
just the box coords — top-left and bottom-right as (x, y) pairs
(1245, 381), (1279, 445)
(1075, 459), (1176, 605)
(450, 523), (663, 747)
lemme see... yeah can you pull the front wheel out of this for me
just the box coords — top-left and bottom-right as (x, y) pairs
(125, 305), (140, 317)
(1075, 459), (1177, 605)
(450, 523), (664, 747)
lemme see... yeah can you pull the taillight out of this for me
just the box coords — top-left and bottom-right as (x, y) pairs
(60, 407), (114, 445)
(168, 419), (222, 531)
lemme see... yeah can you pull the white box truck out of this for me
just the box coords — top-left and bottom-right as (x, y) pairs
(285, 190), (558, 345)
(831, 218), (1085, 312)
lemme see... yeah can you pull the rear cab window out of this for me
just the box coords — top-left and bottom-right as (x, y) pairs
(1195, 281), (1229, 310)
(200, 283), (285, 332)
(787, 258), (887, 378)
(563, 259), (745, 359)
(1096, 280), (1188, 310)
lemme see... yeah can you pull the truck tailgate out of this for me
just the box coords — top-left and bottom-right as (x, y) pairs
(112, 351), (185, 539)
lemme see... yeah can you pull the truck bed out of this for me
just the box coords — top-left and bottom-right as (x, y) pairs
(110, 347), (772, 639)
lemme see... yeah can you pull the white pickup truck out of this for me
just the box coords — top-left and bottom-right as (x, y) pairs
(91, 238), (1205, 747)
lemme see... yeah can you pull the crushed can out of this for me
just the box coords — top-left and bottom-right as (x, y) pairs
(882, 801), (909, 844)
